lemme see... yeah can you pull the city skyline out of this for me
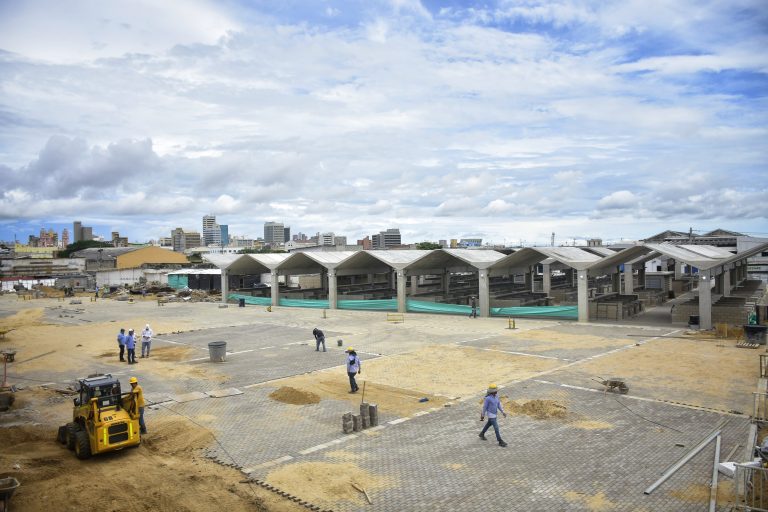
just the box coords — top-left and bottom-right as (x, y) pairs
(1, 1), (766, 244)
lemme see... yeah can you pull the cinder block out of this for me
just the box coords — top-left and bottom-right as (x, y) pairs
(352, 414), (362, 432)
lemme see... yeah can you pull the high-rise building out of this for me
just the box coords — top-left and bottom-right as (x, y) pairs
(61, 228), (70, 248)
(171, 228), (185, 252)
(283, 226), (290, 243)
(220, 225), (229, 246)
(357, 236), (372, 250)
(320, 232), (335, 246)
(202, 215), (221, 246)
(72, 221), (94, 243)
(371, 228), (401, 249)
(264, 222), (286, 244)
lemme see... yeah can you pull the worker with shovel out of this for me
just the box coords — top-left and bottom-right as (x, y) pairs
(312, 327), (326, 352)
(479, 383), (507, 447)
(346, 347), (361, 393)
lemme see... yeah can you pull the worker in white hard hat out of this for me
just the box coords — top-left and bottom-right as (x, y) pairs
(141, 324), (153, 358)
(129, 376), (147, 434)
(479, 383), (507, 447)
(345, 347), (361, 393)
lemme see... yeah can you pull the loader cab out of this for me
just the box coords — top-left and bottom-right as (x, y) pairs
(74, 374), (122, 408)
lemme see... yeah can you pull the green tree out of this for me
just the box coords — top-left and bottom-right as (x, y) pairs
(58, 240), (113, 257)
(416, 242), (442, 250)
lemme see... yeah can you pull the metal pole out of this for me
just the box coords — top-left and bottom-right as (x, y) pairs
(708, 434), (721, 512)
(644, 427), (723, 495)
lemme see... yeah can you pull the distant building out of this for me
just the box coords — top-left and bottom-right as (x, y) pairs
(283, 226), (290, 243)
(72, 221), (94, 243)
(357, 236), (372, 250)
(202, 214), (221, 246)
(371, 228), (401, 249)
(319, 232), (336, 246)
(61, 228), (70, 248)
(459, 238), (482, 247)
(439, 239), (447, 248)
(171, 228), (202, 252)
(111, 231), (129, 247)
(264, 222), (286, 245)
(220, 224), (229, 246)
(587, 238), (603, 247)
(450, 239), (458, 248)
(293, 232), (309, 242)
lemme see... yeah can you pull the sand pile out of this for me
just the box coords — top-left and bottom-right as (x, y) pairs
(269, 386), (321, 405)
(506, 399), (567, 420)
(266, 461), (394, 508)
(0, 308), (47, 330)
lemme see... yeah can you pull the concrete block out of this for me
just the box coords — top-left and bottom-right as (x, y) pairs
(361, 416), (369, 429)
(352, 414), (362, 432)
(718, 462), (736, 478)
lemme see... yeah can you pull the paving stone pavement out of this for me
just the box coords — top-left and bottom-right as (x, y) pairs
(253, 380), (747, 511)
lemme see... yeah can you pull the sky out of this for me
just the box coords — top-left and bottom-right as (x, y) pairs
(0, 0), (767, 246)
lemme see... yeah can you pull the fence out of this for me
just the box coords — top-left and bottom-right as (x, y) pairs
(734, 464), (768, 511)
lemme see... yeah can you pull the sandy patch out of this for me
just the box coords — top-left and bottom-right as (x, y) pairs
(150, 345), (198, 362)
(269, 386), (321, 405)
(505, 398), (568, 420)
(568, 419), (614, 430)
(508, 329), (631, 350)
(668, 480), (734, 506)
(0, 417), (304, 512)
(564, 490), (615, 511)
(558, 337), (758, 412)
(266, 461), (395, 508)
(361, 344), (563, 397)
(0, 308), (47, 330)
(260, 372), (446, 417)
(445, 463), (464, 470)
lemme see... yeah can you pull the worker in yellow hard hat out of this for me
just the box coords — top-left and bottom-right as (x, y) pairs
(479, 383), (507, 447)
(129, 376), (147, 434)
(345, 347), (361, 393)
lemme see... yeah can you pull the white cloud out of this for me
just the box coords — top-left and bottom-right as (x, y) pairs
(597, 190), (639, 210)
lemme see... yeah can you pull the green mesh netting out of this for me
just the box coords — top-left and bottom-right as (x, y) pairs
(228, 294), (576, 318)
(168, 274), (188, 289)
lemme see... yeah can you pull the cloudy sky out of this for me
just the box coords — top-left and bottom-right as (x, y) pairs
(1, 0), (766, 246)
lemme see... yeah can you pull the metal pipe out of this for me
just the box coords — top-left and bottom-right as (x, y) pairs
(644, 427), (723, 495)
(708, 434), (721, 512)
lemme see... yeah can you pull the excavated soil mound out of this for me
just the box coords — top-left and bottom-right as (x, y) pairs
(0, 308), (47, 330)
(269, 386), (321, 405)
(507, 399), (567, 420)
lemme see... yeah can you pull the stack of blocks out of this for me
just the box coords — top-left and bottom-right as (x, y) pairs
(342, 403), (378, 434)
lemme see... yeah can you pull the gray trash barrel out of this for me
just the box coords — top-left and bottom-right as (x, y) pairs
(208, 341), (227, 362)
(238, 298), (245, 308)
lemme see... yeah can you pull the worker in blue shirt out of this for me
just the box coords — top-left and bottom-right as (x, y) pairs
(125, 329), (137, 364)
(479, 384), (507, 447)
(117, 328), (126, 362)
(346, 347), (361, 393)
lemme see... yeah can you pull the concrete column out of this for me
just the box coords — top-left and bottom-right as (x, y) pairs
(623, 263), (634, 295)
(525, 267), (533, 292)
(410, 274), (419, 296)
(698, 271), (713, 330)
(389, 270), (396, 289)
(396, 270), (406, 313)
(674, 261), (683, 280)
(611, 271), (620, 294)
(479, 270), (490, 317)
(443, 271), (450, 294)
(542, 264), (551, 296)
(722, 267), (731, 297)
(270, 270), (279, 307)
(571, 268), (577, 287)
(714, 272), (723, 295)
(221, 268), (229, 304)
(577, 270), (589, 323)
(638, 267), (645, 289)
(328, 268), (337, 309)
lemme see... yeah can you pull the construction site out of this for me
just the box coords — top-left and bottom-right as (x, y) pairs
(1, 283), (768, 511)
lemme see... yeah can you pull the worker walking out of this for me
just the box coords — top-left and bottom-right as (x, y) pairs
(469, 296), (478, 318)
(117, 328), (126, 362)
(346, 347), (361, 393)
(129, 376), (147, 434)
(141, 324), (153, 358)
(125, 329), (137, 364)
(479, 384), (507, 447)
(312, 328), (326, 352)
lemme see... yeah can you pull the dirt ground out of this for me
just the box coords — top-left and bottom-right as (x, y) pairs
(0, 304), (303, 512)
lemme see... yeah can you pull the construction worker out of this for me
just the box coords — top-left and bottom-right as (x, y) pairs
(346, 347), (361, 393)
(312, 328), (326, 352)
(469, 296), (478, 318)
(479, 384), (507, 447)
(125, 329), (137, 364)
(129, 376), (147, 434)
(117, 328), (126, 362)
(141, 324), (153, 358)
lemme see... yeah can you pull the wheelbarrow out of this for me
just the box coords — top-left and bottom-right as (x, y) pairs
(0, 477), (20, 511)
(593, 376), (629, 394)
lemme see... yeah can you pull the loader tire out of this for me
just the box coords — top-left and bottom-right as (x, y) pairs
(74, 430), (91, 459)
(66, 422), (80, 450)
(57, 425), (67, 444)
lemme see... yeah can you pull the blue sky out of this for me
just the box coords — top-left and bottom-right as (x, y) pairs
(0, 0), (766, 245)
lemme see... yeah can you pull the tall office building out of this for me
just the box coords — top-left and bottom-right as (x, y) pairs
(264, 221), (286, 244)
(371, 228), (401, 249)
(220, 224), (229, 246)
(72, 221), (94, 243)
(61, 228), (70, 248)
(202, 214), (221, 246)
